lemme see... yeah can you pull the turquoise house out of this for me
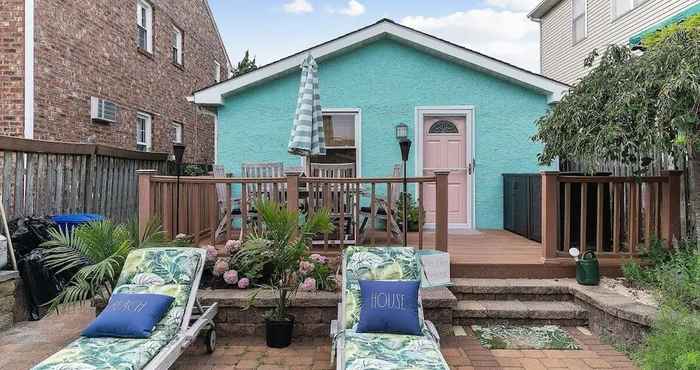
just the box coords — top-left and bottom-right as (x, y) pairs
(193, 19), (569, 230)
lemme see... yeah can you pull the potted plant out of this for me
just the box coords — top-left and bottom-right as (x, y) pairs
(244, 199), (333, 348)
(40, 218), (167, 313)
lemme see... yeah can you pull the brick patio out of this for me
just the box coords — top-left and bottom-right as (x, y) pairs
(0, 306), (638, 370)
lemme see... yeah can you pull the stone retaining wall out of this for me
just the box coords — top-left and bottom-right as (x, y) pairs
(0, 271), (19, 331)
(569, 283), (655, 346)
(199, 287), (457, 338)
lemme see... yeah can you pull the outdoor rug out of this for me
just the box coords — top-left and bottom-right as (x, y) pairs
(471, 325), (581, 350)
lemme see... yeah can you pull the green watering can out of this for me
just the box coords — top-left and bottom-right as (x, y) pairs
(576, 250), (600, 286)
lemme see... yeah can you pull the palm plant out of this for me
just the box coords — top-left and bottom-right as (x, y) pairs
(245, 199), (334, 321)
(41, 218), (165, 311)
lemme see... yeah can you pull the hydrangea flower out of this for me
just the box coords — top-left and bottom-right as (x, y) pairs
(213, 258), (228, 276)
(237, 278), (250, 289)
(309, 253), (328, 264)
(299, 260), (315, 274)
(223, 270), (239, 285)
(300, 277), (316, 291)
(204, 245), (218, 262)
(224, 239), (241, 254)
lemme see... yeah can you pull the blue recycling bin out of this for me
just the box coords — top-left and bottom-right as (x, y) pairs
(50, 213), (105, 233)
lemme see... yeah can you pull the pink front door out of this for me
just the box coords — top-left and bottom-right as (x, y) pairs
(423, 115), (470, 226)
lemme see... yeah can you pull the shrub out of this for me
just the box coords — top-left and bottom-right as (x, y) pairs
(637, 303), (700, 370)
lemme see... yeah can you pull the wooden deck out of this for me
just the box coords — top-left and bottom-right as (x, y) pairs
(205, 229), (625, 279)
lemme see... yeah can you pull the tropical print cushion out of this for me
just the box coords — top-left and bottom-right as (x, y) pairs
(32, 248), (203, 370)
(342, 246), (423, 329)
(343, 330), (449, 370)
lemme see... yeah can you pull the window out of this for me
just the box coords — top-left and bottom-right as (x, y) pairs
(572, 0), (587, 44)
(310, 111), (359, 170)
(214, 60), (221, 82)
(172, 26), (183, 65)
(136, 112), (152, 151)
(428, 120), (459, 134)
(137, 0), (153, 52)
(612, 0), (647, 19)
(171, 122), (182, 143)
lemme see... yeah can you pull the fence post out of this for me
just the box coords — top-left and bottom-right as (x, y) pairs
(541, 171), (560, 261)
(137, 169), (157, 238)
(434, 170), (450, 252)
(660, 170), (683, 246)
(286, 171), (300, 214)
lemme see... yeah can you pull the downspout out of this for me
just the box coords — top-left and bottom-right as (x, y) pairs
(24, 0), (34, 139)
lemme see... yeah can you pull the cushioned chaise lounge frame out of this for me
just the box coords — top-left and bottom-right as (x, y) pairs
(330, 247), (443, 370)
(143, 249), (219, 370)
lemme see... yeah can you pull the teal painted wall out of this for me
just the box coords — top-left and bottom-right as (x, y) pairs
(217, 38), (552, 229)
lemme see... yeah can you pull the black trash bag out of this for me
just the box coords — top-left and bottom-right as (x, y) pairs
(7, 217), (58, 257)
(17, 249), (63, 320)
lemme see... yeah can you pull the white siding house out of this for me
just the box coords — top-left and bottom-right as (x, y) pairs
(529, 0), (699, 84)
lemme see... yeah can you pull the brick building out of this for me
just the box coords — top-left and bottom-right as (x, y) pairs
(0, 0), (230, 164)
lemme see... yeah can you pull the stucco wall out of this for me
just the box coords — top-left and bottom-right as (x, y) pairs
(217, 39), (552, 229)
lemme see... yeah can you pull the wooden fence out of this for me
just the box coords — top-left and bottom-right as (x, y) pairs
(0, 136), (168, 223)
(137, 170), (450, 251)
(541, 171), (682, 261)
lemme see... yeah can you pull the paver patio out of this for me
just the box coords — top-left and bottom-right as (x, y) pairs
(0, 306), (638, 370)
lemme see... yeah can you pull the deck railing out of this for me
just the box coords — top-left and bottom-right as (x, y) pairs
(137, 170), (450, 251)
(541, 171), (682, 261)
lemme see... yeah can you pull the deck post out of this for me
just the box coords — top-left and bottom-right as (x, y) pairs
(137, 169), (157, 239)
(434, 170), (450, 252)
(660, 170), (682, 246)
(540, 171), (560, 261)
(285, 170), (301, 215)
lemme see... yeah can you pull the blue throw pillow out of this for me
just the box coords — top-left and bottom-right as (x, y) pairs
(356, 280), (421, 335)
(82, 293), (175, 338)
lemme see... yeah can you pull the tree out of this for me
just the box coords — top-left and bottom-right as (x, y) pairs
(231, 50), (257, 78)
(532, 27), (700, 175)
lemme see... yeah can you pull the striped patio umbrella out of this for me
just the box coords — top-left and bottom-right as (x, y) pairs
(288, 54), (326, 157)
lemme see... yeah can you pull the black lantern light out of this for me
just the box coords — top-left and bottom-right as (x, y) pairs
(173, 143), (186, 235)
(395, 123), (412, 247)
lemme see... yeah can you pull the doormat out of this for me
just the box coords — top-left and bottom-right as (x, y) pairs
(471, 325), (581, 350)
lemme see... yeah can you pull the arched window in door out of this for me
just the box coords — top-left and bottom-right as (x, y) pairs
(428, 120), (458, 134)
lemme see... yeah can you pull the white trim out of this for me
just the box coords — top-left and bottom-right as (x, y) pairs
(571, 0), (588, 45)
(193, 20), (569, 106)
(172, 25), (183, 65)
(214, 60), (221, 83)
(137, 0), (153, 53)
(415, 106), (475, 230)
(23, 0), (34, 139)
(136, 111), (152, 151)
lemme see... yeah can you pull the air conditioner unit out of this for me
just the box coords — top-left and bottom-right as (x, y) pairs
(90, 97), (118, 123)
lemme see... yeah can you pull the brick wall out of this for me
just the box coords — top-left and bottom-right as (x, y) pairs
(31, 0), (228, 163)
(0, 0), (25, 137)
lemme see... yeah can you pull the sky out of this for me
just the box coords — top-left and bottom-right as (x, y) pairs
(208, 0), (542, 73)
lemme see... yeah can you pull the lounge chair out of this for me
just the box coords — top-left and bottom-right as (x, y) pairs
(32, 247), (218, 370)
(331, 246), (449, 370)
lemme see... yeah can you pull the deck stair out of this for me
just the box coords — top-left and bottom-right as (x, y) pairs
(449, 278), (588, 326)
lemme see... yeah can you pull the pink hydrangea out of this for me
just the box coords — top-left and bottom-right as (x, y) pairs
(204, 245), (218, 262)
(309, 254), (328, 264)
(299, 260), (315, 275)
(223, 270), (239, 285)
(237, 278), (250, 289)
(300, 277), (316, 291)
(213, 259), (228, 276)
(224, 239), (241, 254)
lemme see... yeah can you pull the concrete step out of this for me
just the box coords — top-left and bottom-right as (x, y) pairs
(449, 278), (573, 301)
(453, 300), (588, 326)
